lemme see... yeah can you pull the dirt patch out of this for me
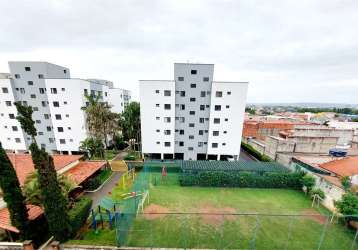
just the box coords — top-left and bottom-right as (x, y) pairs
(301, 208), (327, 225)
(199, 204), (237, 226)
(143, 204), (169, 220)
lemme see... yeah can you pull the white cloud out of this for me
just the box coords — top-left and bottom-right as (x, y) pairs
(0, 0), (357, 103)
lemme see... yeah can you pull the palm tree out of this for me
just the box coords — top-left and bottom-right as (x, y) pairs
(23, 170), (79, 206)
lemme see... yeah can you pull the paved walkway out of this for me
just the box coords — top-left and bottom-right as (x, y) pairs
(239, 148), (258, 162)
(85, 150), (129, 209)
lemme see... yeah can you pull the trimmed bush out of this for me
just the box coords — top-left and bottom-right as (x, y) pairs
(69, 197), (92, 237)
(84, 178), (101, 191)
(241, 142), (272, 162)
(179, 171), (304, 189)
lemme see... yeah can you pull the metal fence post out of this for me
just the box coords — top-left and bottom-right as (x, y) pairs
(317, 216), (329, 250)
(250, 215), (260, 250)
(350, 229), (358, 250)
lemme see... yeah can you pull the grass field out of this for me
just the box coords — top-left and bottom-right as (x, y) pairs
(68, 173), (358, 249)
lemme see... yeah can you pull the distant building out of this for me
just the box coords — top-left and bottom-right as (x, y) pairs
(140, 63), (248, 160)
(0, 61), (131, 154)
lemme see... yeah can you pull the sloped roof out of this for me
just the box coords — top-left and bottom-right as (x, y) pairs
(0, 205), (43, 233)
(65, 161), (106, 185)
(6, 154), (83, 186)
(319, 156), (358, 177)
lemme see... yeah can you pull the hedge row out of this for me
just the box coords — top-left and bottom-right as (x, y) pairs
(241, 142), (272, 162)
(179, 171), (304, 189)
(68, 196), (92, 237)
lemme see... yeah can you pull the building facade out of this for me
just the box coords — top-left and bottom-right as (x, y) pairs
(0, 61), (131, 154)
(140, 63), (248, 160)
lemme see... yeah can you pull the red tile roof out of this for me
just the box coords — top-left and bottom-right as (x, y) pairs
(319, 156), (358, 177)
(6, 154), (83, 186)
(65, 161), (106, 185)
(0, 205), (43, 233)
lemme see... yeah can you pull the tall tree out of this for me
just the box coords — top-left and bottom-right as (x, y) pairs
(121, 102), (141, 150)
(0, 142), (30, 240)
(15, 102), (71, 242)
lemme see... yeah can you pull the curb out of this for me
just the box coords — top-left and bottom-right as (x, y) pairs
(84, 172), (115, 193)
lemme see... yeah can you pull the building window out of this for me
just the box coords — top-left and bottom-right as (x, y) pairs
(59, 139), (66, 144)
(214, 118), (220, 124)
(14, 74), (20, 79)
(164, 130), (171, 135)
(156, 117), (160, 120)
(227, 91), (231, 95)
(68, 127), (71, 130)
(15, 138), (21, 143)
(200, 105), (205, 110)
(222, 143), (226, 146)
(41, 101), (47, 107)
(5, 101), (12, 106)
(49, 138), (54, 143)
(28, 81), (33, 85)
(164, 117), (171, 123)
(155, 90), (160, 94)
(12, 126), (18, 131)
(203, 77), (209, 82)
(20, 88), (25, 94)
(164, 90), (171, 96)
(53, 101), (60, 107)
(200, 91), (206, 97)
(212, 143), (218, 148)
(178, 77), (184, 81)
(199, 130), (204, 135)
(198, 142), (203, 147)
(189, 123), (195, 128)
(57, 127), (64, 132)
(191, 70), (197, 74)
(33, 107), (38, 111)
(22, 101), (27, 106)
(9, 114), (15, 119)
(25, 67), (31, 71)
(226, 105), (230, 109)
(64, 69), (67, 74)
(156, 104), (160, 107)
(225, 118), (228, 121)
(179, 130), (184, 135)
(189, 111), (195, 115)
(38, 74), (44, 79)
(156, 141), (160, 145)
(2, 88), (8, 93)
(164, 142), (171, 147)
(190, 98), (196, 102)
(64, 101), (68, 105)
(61, 88), (65, 91)
(215, 105), (221, 111)
(38, 132), (44, 135)
(51, 88), (57, 94)
(179, 141), (184, 146)
(44, 114), (50, 119)
(36, 120), (41, 124)
(216, 91), (223, 97)
(180, 91), (185, 97)
(30, 94), (36, 98)
(188, 147), (193, 151)
(179, 117), (185, 123)
(213, 131), (219, 136)
(55, 114), (62, 120)
(156, 129), (160, 132)
(190, 83), (196, 88)
(164, 104), (171, 110)
(199, 118), (204, 123)
(189, 135), (194, 139)
(224, 131), (227, 134)
(47, 126), (51, 131)
(180, 104), (185, 110)
(84, 89), (88, 95)
(65, 114), (69, 118)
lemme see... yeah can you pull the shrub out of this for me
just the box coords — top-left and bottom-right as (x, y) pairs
(68, 197), (93, 237)
(335, 192), (358, 222)
(302, 175), (315, 192)
(85, 178), (101, 191)
(309, 188), (325, 200)
(241, 142), (272, 162)
(179, 171), (304, 189)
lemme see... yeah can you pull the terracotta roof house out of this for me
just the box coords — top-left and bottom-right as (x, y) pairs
(0, 153), (106, 233)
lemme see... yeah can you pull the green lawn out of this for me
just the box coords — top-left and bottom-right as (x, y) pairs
(92, 149), (118, 161)
(68, 173), (358, 249)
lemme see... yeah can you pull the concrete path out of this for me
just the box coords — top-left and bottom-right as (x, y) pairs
(239, 148), (258, 162)
(85, 150), (129, 209)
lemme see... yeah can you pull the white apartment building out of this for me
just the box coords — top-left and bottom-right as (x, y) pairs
(140, 63), (248, 160)
(0, 61), (131, 154)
